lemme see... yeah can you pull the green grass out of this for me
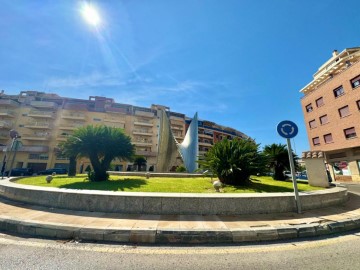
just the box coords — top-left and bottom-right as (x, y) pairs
(15, 175), (322, 193)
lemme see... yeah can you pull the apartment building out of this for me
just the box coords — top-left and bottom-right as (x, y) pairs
(0, 91), (248, 173)
(300, 47), (360, 181)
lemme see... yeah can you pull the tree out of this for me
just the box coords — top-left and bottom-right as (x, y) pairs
(198, 138), (265, 186)
(133, 156), (147, 171)
(262, 143), (298, 180)
(60, 125), (135, 181)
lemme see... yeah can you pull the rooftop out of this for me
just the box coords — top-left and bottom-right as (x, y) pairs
(300, 47), (360, 94)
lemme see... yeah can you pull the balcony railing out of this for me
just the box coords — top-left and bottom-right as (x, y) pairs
(28, 110), (54, 118)
(0, 99), (20, 107)
(24, 122), (52, 129)
(104, 117), (125, 123)
(30, 101), (57, 109)
(135, 150), (157, 157)
(133, 129), (153, 136)
(0, 109), (16, 117)
(61, 113), (86, 120)
(0, 120), (13, 129)
(22, 133), (51, 141)
(134, 120), (153, 127)
(134, 110), (154, 118)
(59, 123), (84, 130)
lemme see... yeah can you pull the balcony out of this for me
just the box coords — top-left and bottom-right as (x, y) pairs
(105, 106), (128, 114)
(0, 120), (13, 129)
(59, 123), (84, 131)
(199, 133), (213, 139)
(28, 110), (54, 119)
(199, 141), (213, 146)
(134, 110), (154, 118)
(18, 145), (49, 153)
(133, 129), (153, 136)
(0, 133), (9, 140)
(104, 123), (125, 129)
(30, 101), (57, 109)
(0, 109), (16, 117)
(22, 133), (51, 141)
(171, 125), (183, 131)
(61, 112), (86, 120)
(134, 119), (153, 127)
(0, 99), (20, 107)
(24, 122), (52, 129)
(104, 117), (125, 124)
(135, 150), (157, 157)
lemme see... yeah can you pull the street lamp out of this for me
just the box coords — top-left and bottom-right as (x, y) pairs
(7, 129), (21, 178)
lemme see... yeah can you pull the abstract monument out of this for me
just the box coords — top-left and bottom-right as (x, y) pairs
(156, 110), (199, 173)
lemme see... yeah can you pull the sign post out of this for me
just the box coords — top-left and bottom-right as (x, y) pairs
(277, 120), (301, 214)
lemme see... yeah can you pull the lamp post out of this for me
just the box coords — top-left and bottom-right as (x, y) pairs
(7, 129), (21, 178)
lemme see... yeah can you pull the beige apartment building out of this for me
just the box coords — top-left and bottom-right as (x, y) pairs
(0, 91), (248, 173)
(300, 47), (360, 181)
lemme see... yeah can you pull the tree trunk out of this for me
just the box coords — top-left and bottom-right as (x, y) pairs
(68, 156), (77, 177)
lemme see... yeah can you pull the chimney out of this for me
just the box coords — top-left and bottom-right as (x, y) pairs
(332, 50), (338, 57)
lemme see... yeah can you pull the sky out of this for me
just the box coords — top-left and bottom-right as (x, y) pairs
(0, 0), (359, 155)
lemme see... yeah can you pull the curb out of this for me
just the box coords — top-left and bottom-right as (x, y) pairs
(1, 216), (360, 244)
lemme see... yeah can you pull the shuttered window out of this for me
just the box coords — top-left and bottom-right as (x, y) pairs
(316, 97), (324, 107)
(320, 115), (328, 125)
(339, 106), (350, 118)
(309, 120), (317, 129)
(344, 127), (357, 139)
(312, 137), (320, 146)
(324, 133), (333, 143)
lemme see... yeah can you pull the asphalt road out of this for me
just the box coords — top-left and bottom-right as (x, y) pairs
(1, 230), (360, 270)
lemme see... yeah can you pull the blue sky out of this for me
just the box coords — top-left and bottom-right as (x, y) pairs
(1, 0), (359, 154)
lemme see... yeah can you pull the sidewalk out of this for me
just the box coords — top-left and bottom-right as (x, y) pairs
(1, 192), (360, 244)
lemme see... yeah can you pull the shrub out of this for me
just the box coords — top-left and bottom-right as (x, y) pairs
(198, 138), (265, 186)
(176, 166), (187, 173)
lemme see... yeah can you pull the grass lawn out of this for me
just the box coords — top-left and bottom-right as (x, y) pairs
(15, 175), (323, 193)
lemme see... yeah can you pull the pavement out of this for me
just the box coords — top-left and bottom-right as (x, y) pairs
(1, 182), (360, 244)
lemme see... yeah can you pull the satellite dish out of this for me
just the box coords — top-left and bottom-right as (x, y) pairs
(9, 130), (19, 139)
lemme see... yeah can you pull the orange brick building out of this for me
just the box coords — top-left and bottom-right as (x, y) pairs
(300, 47), (360, 182)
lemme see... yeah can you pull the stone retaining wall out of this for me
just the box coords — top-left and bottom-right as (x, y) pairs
(0, 179), (348, 215)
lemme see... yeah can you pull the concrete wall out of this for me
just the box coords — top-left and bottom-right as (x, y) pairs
(0, 179), (347, 215)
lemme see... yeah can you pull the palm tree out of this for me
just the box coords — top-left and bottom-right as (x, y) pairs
(198, 138), (265, 185)
(60, 125), (135, 181)
(262, 143), (298, 180)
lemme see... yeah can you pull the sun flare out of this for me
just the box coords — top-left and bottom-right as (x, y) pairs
(81, 3), (100, 26)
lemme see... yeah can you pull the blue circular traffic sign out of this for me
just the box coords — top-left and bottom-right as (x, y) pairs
(277, 120), (298, 139)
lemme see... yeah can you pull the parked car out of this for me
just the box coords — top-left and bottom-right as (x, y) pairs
(4, 168), (34, 176)
(284, 171), (292, 178)
(38, 168), (68, 175)
(297, 171), (308, 181)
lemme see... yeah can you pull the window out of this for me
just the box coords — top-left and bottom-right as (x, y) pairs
(315, 97), (324, 107)
(309, 120), (317, 129)
(305, 104), (313, 112)
(312, 137), (320, 146)
(351, 75), (360, 88)
(324, 133), (333, 144)
(333, 86), (345, 98)
(338, 105), (350, 118)
(319, 115), (328, 125)
(357, 100), (360, 110)
(29, 154), (49, 160)
(344, 127), (357, 139)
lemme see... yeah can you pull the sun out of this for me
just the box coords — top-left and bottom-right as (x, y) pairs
(81, 3), (101, 26)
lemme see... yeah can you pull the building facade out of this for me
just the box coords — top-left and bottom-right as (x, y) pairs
(0, 91), (248, 173)
(300, 47), (360, 182)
